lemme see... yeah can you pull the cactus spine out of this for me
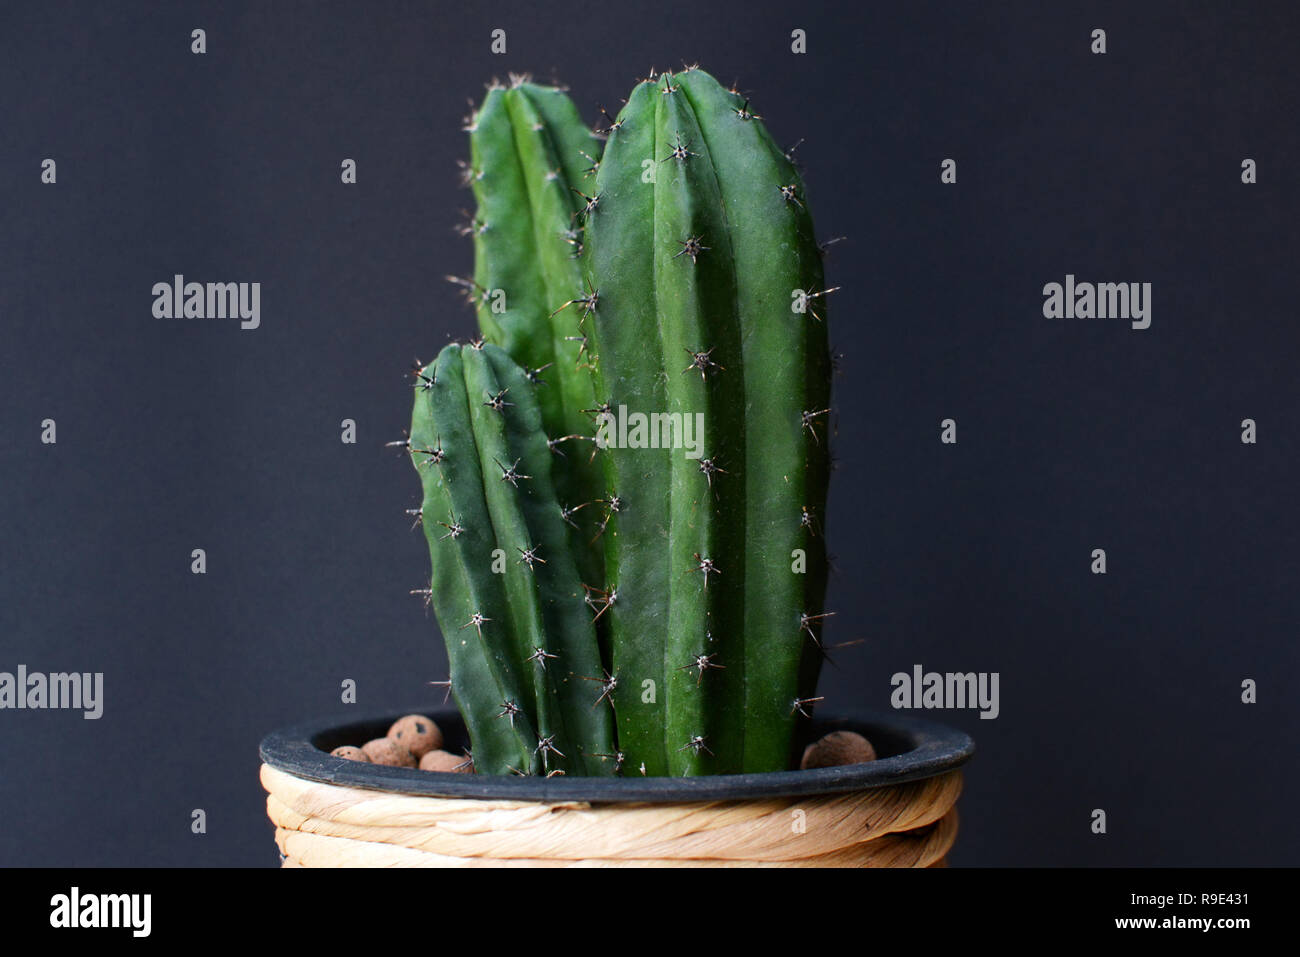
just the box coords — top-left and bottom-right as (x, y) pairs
(409, 67), (832, 777)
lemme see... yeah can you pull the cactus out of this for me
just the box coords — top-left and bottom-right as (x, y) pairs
(407, 67), (832, 777)
(577, 67), (832, 775)
(456, 76), (606, 589)
(408, 341), (616, 775)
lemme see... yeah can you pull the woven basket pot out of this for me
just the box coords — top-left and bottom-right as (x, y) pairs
(259, 709), (972, 868)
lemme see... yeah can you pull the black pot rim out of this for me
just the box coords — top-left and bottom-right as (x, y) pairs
(260, 707), (974, 803)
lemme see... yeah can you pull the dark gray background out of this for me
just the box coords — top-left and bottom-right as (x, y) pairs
(1, 0), (1296, 866)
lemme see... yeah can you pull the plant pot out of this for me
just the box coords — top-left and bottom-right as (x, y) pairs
(259, 708), (973, 868)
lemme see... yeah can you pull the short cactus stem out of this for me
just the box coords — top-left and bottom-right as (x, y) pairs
(409, 342), (616, 775)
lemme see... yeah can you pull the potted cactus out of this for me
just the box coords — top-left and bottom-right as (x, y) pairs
(260, 67), (972, 867)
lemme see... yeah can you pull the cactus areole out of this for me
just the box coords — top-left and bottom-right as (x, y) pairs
(411, 67), (833, 777)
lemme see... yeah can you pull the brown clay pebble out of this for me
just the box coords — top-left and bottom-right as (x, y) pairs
(329, 745), (370, 763)
(419, 749), (473, 773)
(387, 714), (443, 758)
(800, 731), (877, 769)
(362, 737), (416, 768)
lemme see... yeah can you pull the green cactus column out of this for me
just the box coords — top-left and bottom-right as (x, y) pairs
(462, 79), (606, 590)
(676, 69), (833, 773)
(582, 68), (832, 775)
(410, 342), (617, 775)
